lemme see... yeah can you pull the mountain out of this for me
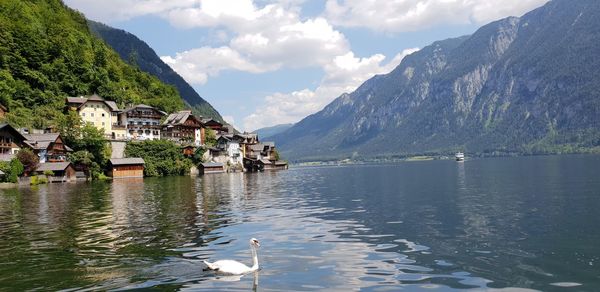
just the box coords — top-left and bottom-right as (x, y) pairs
(272, 0), (600, 162)
(0, 0), (185, 128)
(88, 21), (223, 122)
(254, 123), (294, 140)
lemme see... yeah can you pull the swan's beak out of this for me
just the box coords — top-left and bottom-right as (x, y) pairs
(254, 240), (260, 247)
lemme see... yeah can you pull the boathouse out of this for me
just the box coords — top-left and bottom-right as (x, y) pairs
(199, 162), (225, 174)
(108, 158), (145, 178)
(34, 162), (76, 183)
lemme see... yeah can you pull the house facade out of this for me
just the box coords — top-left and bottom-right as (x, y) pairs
(66, 94), (127, 140)
(124, 104), (165, 141)
(215, 135), (243, 165)
(0, 123), (27, 161)
(162, 110), (205, 146)
(24, 133), (71, 163)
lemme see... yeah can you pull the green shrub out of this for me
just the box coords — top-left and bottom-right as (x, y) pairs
(43, 170), (54, 176)
(125, 140), (193, 177)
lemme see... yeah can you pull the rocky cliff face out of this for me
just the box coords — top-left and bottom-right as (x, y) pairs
(273, 0), (600, 161)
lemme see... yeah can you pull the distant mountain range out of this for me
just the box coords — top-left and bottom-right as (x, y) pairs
(254, 123), (294, 141)
(88, 21), (223, 122)
(272, 0), (600, 162)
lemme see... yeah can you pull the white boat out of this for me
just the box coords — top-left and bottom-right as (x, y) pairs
(455, 152), (465, 161)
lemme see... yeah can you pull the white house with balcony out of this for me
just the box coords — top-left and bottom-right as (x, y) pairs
(124, 104), (166, 141)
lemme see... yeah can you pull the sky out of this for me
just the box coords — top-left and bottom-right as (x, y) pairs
(63, 0), (549, 132)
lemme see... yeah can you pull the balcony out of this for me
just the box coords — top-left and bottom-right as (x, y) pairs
(127, 112), (163, 119)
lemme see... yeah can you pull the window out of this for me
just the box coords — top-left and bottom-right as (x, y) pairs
(102, 122), (105, 126)
(81, 113), (85, 117)
(102, 113), (105, 117)
(91, 113), (94, 117)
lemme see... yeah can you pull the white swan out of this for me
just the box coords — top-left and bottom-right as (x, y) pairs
(203, 238), (261, 275)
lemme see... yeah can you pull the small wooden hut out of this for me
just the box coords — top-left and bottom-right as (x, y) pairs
(199, 162), (225, 174)
(108, 158), (145, 178)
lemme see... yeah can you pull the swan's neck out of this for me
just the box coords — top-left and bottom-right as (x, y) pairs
(250, 245), (259, 271)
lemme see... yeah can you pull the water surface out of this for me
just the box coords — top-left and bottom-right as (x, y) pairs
(1, 155), (599, 291)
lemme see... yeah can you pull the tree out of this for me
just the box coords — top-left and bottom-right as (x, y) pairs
(16, 148), (39, 175)
(125, 140), (193, 177)
(205, 128), (217, 147)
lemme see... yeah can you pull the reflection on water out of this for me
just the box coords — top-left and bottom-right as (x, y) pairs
(1, 155), (600, 291)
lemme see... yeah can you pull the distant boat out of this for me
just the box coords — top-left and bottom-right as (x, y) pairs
(455, 152), (465, 161)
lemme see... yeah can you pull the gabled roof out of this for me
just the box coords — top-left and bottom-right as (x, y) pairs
(124, 104), (166, 115)
(24, 133), (60, 143)
(0, 123), (27, 142)
(109, 158), (145, 166)
(259, 159), (272, 165)
(24, 133), (68, 151)
(249, 144), (266, 151)
(66, 94), (120, 112)
(35, 162), (72, 172)
(274, 161), (288, 166)
(163, 110), (201, 126)
(201, 162), (224, 167)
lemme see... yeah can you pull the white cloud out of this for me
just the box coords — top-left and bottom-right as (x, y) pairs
(63, 0), (196, 22)
(325, 0), (549, 33)
(243, 48), (419, 131)
(161, 47), (270, 85)
(161, 3), (349, 85)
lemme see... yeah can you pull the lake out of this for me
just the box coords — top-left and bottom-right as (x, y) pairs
(1, 155), (599, 291)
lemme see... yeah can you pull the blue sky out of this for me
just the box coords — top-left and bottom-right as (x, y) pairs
(64, 0), (548, 131)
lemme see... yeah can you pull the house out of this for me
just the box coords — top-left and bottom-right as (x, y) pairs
(66, 94), (127, 140)
(0, 123), (27, 161)
(199, 162), (225, 174)
(201, 118), (226, 134)
(245, 143), (276, 161)
(24, 133), (71, 163)
(215, 135), (243, 165)
(124, 104), (166, 141)
(108, 158), (145, 178)
(34, 162), (76, 183)
(274, 161), (289, 170)
(162, 110), (205, 146)
(182, 145), (196, 157)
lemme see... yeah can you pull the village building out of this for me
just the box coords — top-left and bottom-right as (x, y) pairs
(162, 110), (205, 146)
(199, 162), (225, 174)
(0, 123), (27, 161)
(34, 162), (76, 183)
(66, 94), (127, 140)
(215, 135), (243, 165)
(124, 104), (166, 141)
(24, 133), (71, 163)
(202, 118), (226, 134)
(108, 158), (145, 178)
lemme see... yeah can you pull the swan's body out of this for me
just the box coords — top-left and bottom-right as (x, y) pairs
(203, 238), (260, 275)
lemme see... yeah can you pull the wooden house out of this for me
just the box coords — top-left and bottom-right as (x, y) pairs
(201, 118), (225, 133)
(0, 123), (27, 161)
(274, 161), (289, 170)
(162, 110), (205, 146)
(199, 162), (225, 174)
(182, 145), (196, 157)
(34, 162), (76, 183)
(108, 158), (145, 178)
(24, 133), (72, 163)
